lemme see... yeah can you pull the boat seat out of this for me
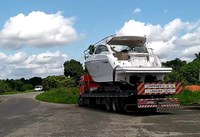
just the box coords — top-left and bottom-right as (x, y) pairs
(114, 52), (130, 60)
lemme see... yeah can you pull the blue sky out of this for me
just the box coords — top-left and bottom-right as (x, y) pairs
(0, 0), (200, 79)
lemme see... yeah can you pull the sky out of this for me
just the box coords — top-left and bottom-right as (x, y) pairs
(0, 0), (200, 79)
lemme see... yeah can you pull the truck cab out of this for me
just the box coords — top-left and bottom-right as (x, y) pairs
(79, 75), (99, 95)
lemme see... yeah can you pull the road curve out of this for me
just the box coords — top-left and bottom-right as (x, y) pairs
(1, 92), (200, 137)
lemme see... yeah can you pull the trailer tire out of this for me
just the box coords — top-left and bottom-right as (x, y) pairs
(78, 96), (84, 107)
(105, 98), (112, 111)
(112, 98), (119, 112)
(89, 98), (95, 106)
(118, 98), (125, 112)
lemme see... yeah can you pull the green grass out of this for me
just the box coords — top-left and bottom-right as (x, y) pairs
(0, 90), (33, 95)
(35, 88), (200, 105)
(171, 90), (200, 105)
(35, 87), (79, 104)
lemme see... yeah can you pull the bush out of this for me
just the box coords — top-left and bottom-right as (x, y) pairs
(36, 87), (79, 104)
(42, 75), (76, 91)
(171, 90), (200, 105)
(21, 84), (34, 92)
(28, 77), (42, 87)
(180, 60), (200, 84)
(0, 81), (12, 93)
(64, 59), (85, 84)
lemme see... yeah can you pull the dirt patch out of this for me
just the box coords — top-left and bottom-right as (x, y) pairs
(185, 85), (200, 91)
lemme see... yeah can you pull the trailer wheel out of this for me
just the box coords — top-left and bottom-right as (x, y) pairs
(117, 98), (125, 112)
(78, 96), (84, 107)
(105, 98), (112, 111)
(112, 98), (119, 112)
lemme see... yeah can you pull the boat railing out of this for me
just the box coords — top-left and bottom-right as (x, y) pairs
(84, 49), (90, 59)
(84, 45), (96, 59)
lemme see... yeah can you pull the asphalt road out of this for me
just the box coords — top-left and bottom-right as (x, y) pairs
(0, 93), (200, 137)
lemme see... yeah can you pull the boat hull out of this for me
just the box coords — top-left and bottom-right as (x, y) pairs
(85, 60), (171, 83)
(85, 59), (114, 82)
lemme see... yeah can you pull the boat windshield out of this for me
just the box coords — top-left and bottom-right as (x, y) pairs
(110, 45), (148, 53)
(128, 46), (148, 53)
(110, 45), (128, 52)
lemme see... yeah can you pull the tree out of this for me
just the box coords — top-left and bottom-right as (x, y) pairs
(0, 81), (11, 93)
(28, 77), (42, 87)
(42, 76), (59, 91)
(6, 80), (25, 91)
(162, 58), (186, 72)
(163, 58), (187, 84)
(42, 75), (76, 91)
(194, 52), (200, 61)
(180, 60), (200, 84)
(163, 53), (200, 85)
(21, 84), (34, 91)
(20, 78), (27, 84)
(63, 59), (85, 83)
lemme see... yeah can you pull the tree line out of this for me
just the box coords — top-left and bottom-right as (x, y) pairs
(0, 52), (199, 94)
(163, 52), (200, 85)
(0, 75), (78, 94)
(0, 77), (42, 93)
(0, 59), (84, 94)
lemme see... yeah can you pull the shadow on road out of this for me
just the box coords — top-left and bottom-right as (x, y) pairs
(78, 105), (173, 117)
(182, 105), (200, 110)
(122, 111), (173, 117)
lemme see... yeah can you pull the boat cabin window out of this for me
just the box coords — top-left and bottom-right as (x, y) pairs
(129, 46), (148, 53)
(110, 45), (129, 53)
(110, 45), (147, 53)
(95, 45), (109, 54)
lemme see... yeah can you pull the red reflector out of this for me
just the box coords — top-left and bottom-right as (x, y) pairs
(137, 99), (155, 105)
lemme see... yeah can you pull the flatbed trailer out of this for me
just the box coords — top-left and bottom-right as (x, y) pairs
(78, 75), (182, 112)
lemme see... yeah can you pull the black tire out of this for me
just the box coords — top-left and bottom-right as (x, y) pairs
(78, 96), (84, 107)
(89, 98), (96, 106)
(105, 98), (112, 111)
(112, 98), (120, 112)
(118, 98), (125, 112)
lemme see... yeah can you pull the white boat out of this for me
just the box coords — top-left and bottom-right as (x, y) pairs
(84, 35), (172, 84)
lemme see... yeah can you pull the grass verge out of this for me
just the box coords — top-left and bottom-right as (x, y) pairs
(35, 88), (200, 105)
(35, 87), (79, 104)
(171, 90), (200, 105)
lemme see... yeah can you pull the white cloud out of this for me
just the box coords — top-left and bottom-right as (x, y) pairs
(148, 39), (175, 59)
(30, 50), (66, 64)
(0, 11), (81, 49)
(133, 7), (141, 13)
(175, 28), (200, 47)
(0, 52), (7, 60)
(0, 50), (69, 79)
(181, 45), (200, 58)
(116, 20), (151, 37)
(7, 52), (28, 64)
(116, 19), (200, 61)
